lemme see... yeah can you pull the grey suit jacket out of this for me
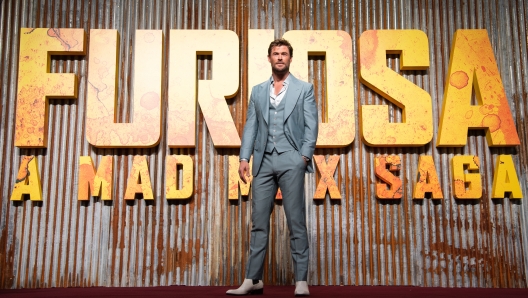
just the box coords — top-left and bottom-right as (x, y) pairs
(240, 74), (319, 176)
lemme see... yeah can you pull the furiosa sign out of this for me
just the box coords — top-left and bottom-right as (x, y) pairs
(10, 28), (523, 202)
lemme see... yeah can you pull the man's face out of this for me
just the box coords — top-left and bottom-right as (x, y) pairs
(268, 45), (292, 74)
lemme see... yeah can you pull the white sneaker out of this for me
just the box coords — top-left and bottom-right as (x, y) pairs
(226, 278), (264, 295)
(294, 281), (310, 296)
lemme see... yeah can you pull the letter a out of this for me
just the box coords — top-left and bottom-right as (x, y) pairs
(492, 155), (522, 199)
(413, 156), (443, 199)
(11, 156), (43, 201)
(438, 30), (520, 147)
(124, 156), (154, 200)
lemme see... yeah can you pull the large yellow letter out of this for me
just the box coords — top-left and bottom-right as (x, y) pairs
(248, 29), (275, 98)
(359, 30), (432, 146)
(166, 155), (194, 199)
(452, 155), (482, 199)
(228, 157), (283, 200)
(313, 155), (341, 199)
(228, 156), (253, 199)
(492, 155), (522, 199)
(124, 156), (154, 200)
(86, 30), (162, 147)
(15, 28), (85, 147)
(437, 30), (520, 147)
(168, 30), (240, 148)
(11, 156), (42, 201)
(78, 156), (113, 201)
(283, 30), (355, 147)
(375, 155), (402, 199)
(413, 155), (443, 199)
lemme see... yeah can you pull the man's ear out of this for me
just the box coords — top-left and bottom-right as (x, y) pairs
(267, 55), (271, 62)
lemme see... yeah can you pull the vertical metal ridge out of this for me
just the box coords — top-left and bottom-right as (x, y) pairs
(0, 0), (12, 289)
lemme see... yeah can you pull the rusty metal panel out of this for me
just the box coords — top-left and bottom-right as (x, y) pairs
(0, 0), (527, 289)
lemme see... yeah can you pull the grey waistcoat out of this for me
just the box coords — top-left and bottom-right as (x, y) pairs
(265, 100), (294, 153)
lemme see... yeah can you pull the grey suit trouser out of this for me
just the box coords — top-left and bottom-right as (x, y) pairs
(245, 149), (309, 281)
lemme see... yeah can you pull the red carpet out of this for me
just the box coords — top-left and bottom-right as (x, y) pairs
(1, 285), (527, 297)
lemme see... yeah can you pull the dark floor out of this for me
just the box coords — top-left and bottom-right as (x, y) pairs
(1, 285), (528, 298)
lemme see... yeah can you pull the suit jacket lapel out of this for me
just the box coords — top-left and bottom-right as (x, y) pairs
(260, 83), (270, 124)
(284, 75), (301, 122)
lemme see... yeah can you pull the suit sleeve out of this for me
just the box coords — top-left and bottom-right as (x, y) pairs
(301, 83), (318, 159)
(239, 87), (259, 160)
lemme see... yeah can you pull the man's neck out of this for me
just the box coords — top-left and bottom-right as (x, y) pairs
(272, 71), (290, 84)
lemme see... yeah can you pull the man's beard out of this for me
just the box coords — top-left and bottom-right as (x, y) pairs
(272, 63), (289, 74)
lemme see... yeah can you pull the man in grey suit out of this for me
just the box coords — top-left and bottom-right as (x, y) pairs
(226, 39), (318, 296)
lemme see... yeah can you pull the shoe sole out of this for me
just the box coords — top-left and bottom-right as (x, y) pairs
(226, 288), (263, 295)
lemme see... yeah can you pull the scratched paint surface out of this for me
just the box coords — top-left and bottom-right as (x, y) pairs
(375, 155), (402, 199)
(492, 155), (523, 199)
(168, 30), (240, 148)
(77, 156), (113, 201)
(228, 156), (253, 199)
(124, 156), (154, 200)
(10, 156), (42, 201)
(359, 30), (432, 146)
(452, 155), (482, 199)
(15, 28), (85, 147)
(313, 155), (341, 199)
(86, 29), (162, 147)
(437, 30), (521, 147)
(413, 155), (443, 199)
(284, 30), (355, 147)
(166, 155), (194, 199)
(248, 29), (275, 101)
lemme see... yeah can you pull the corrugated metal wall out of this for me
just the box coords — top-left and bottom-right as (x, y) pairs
(1, 0), (527, 289)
